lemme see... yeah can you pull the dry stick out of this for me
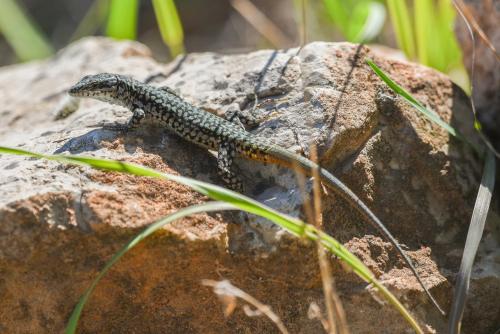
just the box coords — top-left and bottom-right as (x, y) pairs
(308, 302), (330, 330)
(230, 0), (294, 48)
(202, 279), (289, 334)
(307, 147), (337, 334)
(453, 0), (500, 159)
(289, 0), (307, 59)
(454, 0), (500, 61)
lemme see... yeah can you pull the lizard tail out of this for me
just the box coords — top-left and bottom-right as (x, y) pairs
(264, 146), (446, 316)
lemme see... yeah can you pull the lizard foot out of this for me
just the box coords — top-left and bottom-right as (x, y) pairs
(99, 122), (130, 133)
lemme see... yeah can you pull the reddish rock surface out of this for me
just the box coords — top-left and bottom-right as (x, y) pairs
(0, 37), (497, 333)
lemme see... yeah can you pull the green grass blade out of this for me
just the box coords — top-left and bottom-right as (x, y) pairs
(106, 0), (139, 40)
(413, 0), (464, 76)
(322, 0), (384, 43)
(436, 0), (464, 74)
(413, 0), (446, 71)
(386, 0), (416, 60)
(64, 201), (236, 334)
(436, 0), (458, 69)
(345, 1), (370, 42)
(344, 1), (370, 43)
(414, 0), (433, 67)
(0, 0), (53, 61)
(366, 59), (482, 154)
(349, 1), (386, 43)
(322, 0), (349, 36)
(448, 151), (496, 333)
(435, 0), (468, 90)
(0, 146), (423, 333)
(151, 0), (185, 57)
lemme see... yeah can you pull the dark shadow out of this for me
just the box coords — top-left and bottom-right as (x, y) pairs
(449, 82), (500, 224)
(53, 125), (221, 185)
(328, 44), (364, 129)
(325, 80), (481, 274)
(241, 49), (299, 109)
(237, 50), (295, 132)
(54, 129), (119, 154)
(143, 54), (188, 84)
(254, 49), (279, 95)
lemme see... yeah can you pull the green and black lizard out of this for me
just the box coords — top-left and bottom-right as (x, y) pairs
(69, 73), (445, 315)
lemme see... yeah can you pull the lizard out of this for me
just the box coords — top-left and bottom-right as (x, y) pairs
(68, 73), (445, 315)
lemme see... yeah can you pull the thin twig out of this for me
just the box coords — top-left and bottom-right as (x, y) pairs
(230, 0), (294, 48)
(202, 279), (289, 334)
(300, 0), (307, 46)
(69, 0), (110, 42)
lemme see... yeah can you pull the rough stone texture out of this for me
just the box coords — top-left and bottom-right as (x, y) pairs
(455, 0), (500, 146)
(0, 37), (498, 333)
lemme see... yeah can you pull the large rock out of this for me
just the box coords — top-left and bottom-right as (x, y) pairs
(0, 37), (497, 333)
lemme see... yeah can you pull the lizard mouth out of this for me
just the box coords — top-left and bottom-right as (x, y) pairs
(69, 73), (121, 99)
(68, 86), (83, 97)
(68, 82), (94, 97)
(68, 85), (113, 97)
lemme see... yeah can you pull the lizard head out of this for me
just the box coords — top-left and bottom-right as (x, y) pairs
(69, 73), (124, 104)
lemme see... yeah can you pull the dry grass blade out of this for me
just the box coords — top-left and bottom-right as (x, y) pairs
(308, 302), (330, 331)
(230, 0), (293, 48)
(310, 146), (350, 334)
(292, 146), (349, 334)
(202, 279), (289, 334)
(69, 0), (110, 42)
(292, 160), (335, 333)
(299, 0), (307, 46)
(448, 151), (496, 333)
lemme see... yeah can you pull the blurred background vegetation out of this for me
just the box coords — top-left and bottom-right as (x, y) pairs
(0, 0), (467, 87)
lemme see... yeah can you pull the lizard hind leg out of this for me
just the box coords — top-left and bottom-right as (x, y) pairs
(217, 143), (244, 193)
(223, 104), (265, 130)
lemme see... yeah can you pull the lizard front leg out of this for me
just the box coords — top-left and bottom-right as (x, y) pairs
(217, 142), (243, 192)
(102, 107), (145, 132)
